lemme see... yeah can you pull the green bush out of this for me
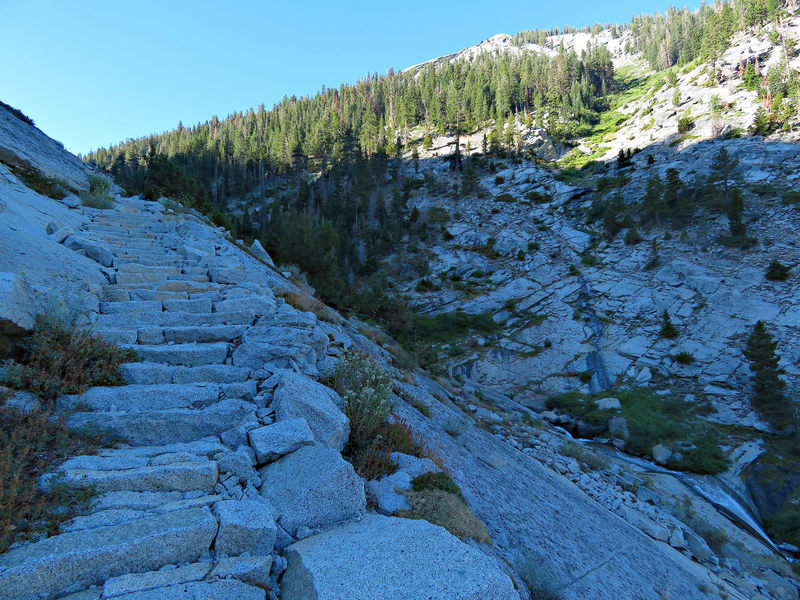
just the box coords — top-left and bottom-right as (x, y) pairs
(783, 191), (800, 205)
(673, 351), (695, 365)
(411, 471), (463, 498)
(0, 312), (134, 551)
(766, 260), (790, 281)
(0, 404), (103, 552)
(525, 190), (553, 203)
(677, 113), (694, 133)
(0, 100), (35, 126)
(79, 174), (115, 209)
(624, 226), (642, 245)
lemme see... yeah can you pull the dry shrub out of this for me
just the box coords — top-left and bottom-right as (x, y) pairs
(396, 488), (492, 544)
(279, 290), (341, 324)
(4, 313), (139, 400)
(0, 313), (136, 550)
(0, 406), (102, 551)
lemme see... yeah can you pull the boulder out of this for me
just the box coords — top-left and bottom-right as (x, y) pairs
(248, 418), (314, 464)
(389, 452), (441, 479)
(4, 390), (41, 414)
(596, 397), (621, 410)
(607, 416), (629, 440)
(271, 373), (349, 451)
(620, 506), (670, 542)
(249, 239), (275, 266)
(0, 272), (40, 339)
(366, 471), (413, 515)
(213, 499), (277, 557)
(62, 236), (114, 267)
(652, 444), (673, 466)
(258, 446), (364, 535)
(281, 515), (517, 600)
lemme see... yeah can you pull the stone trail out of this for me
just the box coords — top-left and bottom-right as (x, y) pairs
(0, 197), (518, 600)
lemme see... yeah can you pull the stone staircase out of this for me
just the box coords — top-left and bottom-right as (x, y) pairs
(0, 198), (518, 600)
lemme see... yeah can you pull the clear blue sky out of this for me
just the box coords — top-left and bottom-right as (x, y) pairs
(0, 0), (701, 155)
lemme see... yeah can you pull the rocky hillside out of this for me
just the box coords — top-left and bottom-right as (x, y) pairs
(398, 10), (800, 547)
(3, 105), (798, 599)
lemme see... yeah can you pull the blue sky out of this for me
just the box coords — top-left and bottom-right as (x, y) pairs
(1, 1), (701, 155)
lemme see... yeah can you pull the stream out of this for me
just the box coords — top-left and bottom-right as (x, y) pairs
(576, 276), (612, 392)
(556, 427), (787, 558)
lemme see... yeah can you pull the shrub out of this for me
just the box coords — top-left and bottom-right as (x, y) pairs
(0, 405), (104, 552)
(495, 193), (515, 203)
(677, 112), (694, 133)
(11, 167), (68, 200)
(766, 260), (790, 281)
(278, 290), (341, 323)
(783, 191), (800, 205)
(411, 471), (463, 498)
(519, 556), (563, 600)
(673, 351), (695, 365)
(0, 312), (134, 551)
(329, 349), (429, 479)
(494, 175), (505, 185)
(412, 399), (432, 417)
(624, 226), (642, 245)
(396, 488), (492, 544)
(443, 417), (466, 437)
(79, 175), (115, 209)
(0, 100), (35, 126)
(4, 313), (139, 400)
(415, 278), (440, 292)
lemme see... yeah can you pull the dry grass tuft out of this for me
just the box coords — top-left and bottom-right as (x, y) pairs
(279, 290), (342, 324)
(396, 488), (492, 544)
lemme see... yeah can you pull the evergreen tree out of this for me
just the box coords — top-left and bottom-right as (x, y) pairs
(659, 310), (679, 339)
(744, 321), (793, 428)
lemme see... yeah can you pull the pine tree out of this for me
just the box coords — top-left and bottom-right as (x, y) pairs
(659, 310), (678, 339)
(709, 147), (740, 205)
(744, 321), (793, 428)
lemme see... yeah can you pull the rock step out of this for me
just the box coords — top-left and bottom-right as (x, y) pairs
(67, 398), (258, 446)
(120, 362), (251, 385)
(60, 383), (231, 412)
(115, 272), (208, 285)
(115, 264), (189, 275)
(92, 310), (257, 329)
(0, 507), (218, 600)
(93, 327), (138, 345)
(123, 342), (229, 366)
(113, 257), (189, 268)
(110, 281), (222, 294)
(52, 457), (219, 494)
(101, 570), (268, 600)
(114, 290), (190, 302)
(100, 300), (164, 314)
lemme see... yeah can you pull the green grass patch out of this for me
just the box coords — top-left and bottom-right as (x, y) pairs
(548, 388), (727, 474)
